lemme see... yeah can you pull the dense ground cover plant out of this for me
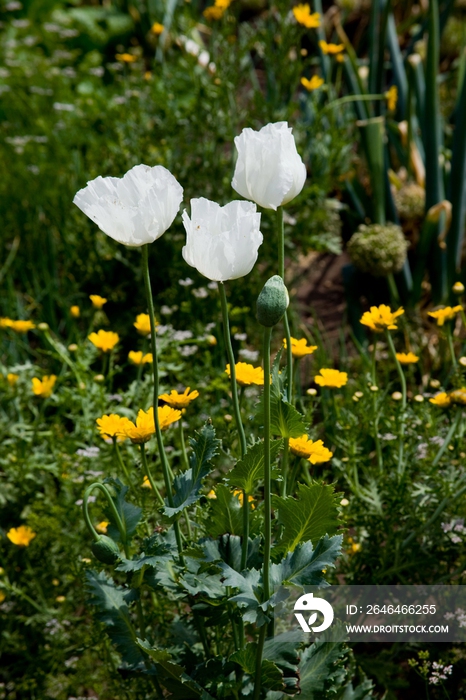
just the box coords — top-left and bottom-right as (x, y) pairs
(2, 0), (466, 698)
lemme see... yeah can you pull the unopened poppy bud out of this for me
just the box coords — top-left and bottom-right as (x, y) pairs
(91, 535), (120, 565)
(256, 275), (289, 327)
(38, 322), (49, 331)
(453, 281), (464, 295)
(93, 374), (105, 383)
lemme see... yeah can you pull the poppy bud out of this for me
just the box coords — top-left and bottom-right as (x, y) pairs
(256, 275), (289, 327)
(91, 535), (120, 564)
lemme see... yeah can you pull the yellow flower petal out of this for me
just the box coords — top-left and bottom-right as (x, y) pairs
(225, 362), (264, 386)
(314, 368), (348, 388)
(158, 387), (200, 408)
(7, 525), (36, 547)
(88, 330), (119, 352)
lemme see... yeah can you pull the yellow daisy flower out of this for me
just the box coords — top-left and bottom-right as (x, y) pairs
(319, 40), (344, 55)
(70, 305), (80, 318)
(88, 330), (119, 352)
(122, 406), (181, 444)
(225, 362), (264, 386)
(360, 304), (404, 332)
(289, 435), (333, 463)
(134, 313), (157, 335)
(142, 475), (152, 489)
(7, 373), (19, 386)
(89, 295), (107, 309)
(386, 85), (398, 112)
(284, 337), (317, 358)
(395, 352), (419, 364)
(115, 53), (138, 63)
(6, 320), (36, 333)
(203, 5), (225, 20)
(449, 388), (466, 405)
(151, 22), (164, 34)
(0, 318), (13, 329)
(96, 414), (131, 442)
(232, 489), (255, 509)
(301, 75), (324, 91)
(314, 368), (348, 388)
(128, 351), (153, 365)
(292, 4), (320, 28)
(7, 525), (36, 547)
(159, 387), (200, 409)
(31, 375), (57, 398)
(427, 305), (462, 327)
(429, 392), (451, 408)
(96, 521), (109, 534)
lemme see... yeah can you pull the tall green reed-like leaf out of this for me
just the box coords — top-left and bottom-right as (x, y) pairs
(413, 0), (446, 302)
(424, 0), (443, 210)
(408, 54), (426, 140)
(386, 11), (408, 119)
(357, 116), (386, 225)
(368, 0), (384, 98)
(313, 0), (330, 81)
(446, 64), (466, 286)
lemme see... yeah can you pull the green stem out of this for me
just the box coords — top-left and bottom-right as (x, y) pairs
(253, 626), (267, 700)
(253, 326), (272, 700)
(140, 443), (164, 506)
(218, 283), (247, 456)
(114, 439), (132, 484)
(141, 245), (183, 561)
(179, 420), (190, 471)
(386, 331), (407, 476)
(281, 439), (289, 497)
(219, 282), (249, 570)
(446, 324), (457, 369)
(83, 482), (129, 557)
(277, 207), (293, 404)
(370, 342), (383, 471)
(387, 272), (400, 305)
(323, 92), (386, 113)
(432, 409), (462, 467)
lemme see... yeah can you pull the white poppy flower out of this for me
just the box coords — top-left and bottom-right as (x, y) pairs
(231, 121), (307, 210)
(182, 198), (263, 282)
(73, 164), (183, 246)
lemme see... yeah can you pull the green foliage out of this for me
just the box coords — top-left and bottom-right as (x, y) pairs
(298, 623), (349, 698)
(204, 484), (245, 538)
(273, 483), (341, 553)
(103, 477), (142, 542)
(227, 439), (283, 495)
(164, 422), (220, 517)
(86, 570), (146, 669)
(137, 639), (215, 699)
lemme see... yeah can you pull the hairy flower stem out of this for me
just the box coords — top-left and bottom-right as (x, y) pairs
(140, 443), (164, 505)
(83, 482), (129, 557)
(114, 439), (133, 485)
(219, 282), (249, 571)
(371, 343), (383, 471)
(277, 206), (293, 508)
(141, 245), (183, 560)
(253, 326), (272, 700)
(179, 421), (190, 471)
(277, 207), (293, 403)
(433, 410), (462, 467)
(385, 331), (407, 476)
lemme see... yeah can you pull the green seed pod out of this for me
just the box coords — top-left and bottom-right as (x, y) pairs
(256, 275), (289, 327)
(91, 535), (120, 565)
(347, 222), (408, 277)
